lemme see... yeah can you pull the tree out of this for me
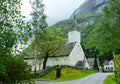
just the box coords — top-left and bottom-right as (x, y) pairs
(95, 0), (120, 77)
(0, 0), (31, 56)
(30, 0), (47, 33)
(0, 0), (32, 83)
(30, 26), (66, 70)
(96, 0), (120, 53)
(92, 47), (99, 71)
(114, 54), (120, 83)
(30, 0), (47, 75)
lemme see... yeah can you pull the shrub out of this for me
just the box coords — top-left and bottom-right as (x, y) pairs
(0, 56), (31, 83)
(115, 54), (120, 83)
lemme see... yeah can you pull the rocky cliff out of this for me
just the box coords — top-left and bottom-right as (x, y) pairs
(70, 0), (109, 18)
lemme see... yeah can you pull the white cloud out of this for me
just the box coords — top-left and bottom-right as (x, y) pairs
(21, 0), (86, 25)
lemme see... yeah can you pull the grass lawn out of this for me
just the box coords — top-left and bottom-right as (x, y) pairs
(104, 74), (117, 84)
(32, 68), (96, 82)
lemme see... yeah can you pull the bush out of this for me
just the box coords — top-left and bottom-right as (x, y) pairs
(115, 54), (120, 83)
(104, 74), (117, 84)
(0, 56), (31, 83)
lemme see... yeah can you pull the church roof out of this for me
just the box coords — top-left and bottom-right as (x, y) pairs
(23, 42), (77, 60)
(62, 42), (76, 56)
(52, 42), (76, 57)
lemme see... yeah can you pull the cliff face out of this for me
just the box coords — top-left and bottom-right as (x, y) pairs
(70, 0), (109, 18)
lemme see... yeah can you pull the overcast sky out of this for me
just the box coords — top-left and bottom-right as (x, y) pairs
(21, 0), (86, 26)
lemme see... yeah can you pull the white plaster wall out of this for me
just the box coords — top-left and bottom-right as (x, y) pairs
(69, 43), (85, 66)
(24, 59), (43, 71)
(109, 60), (114, 68)
(24, 43), (89, 70)
(25, 57), (69, 70)
(104, 65), (109, 71)
(85, 59), (90, 69)
(46, 57), (69, 66)
(109, 60), (115, 71)
(68, 31), (81, 43)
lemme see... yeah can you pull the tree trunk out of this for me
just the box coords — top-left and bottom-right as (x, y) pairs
(113, 51), (117, 78)
(42, 55), (48, 70)
(34, 50), (37, 77)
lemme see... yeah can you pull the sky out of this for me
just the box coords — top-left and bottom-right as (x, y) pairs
(21, 0), (86, 26)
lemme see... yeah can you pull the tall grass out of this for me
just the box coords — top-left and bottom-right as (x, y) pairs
(35, 68), (96, 82)
(104, 74), (117, 84)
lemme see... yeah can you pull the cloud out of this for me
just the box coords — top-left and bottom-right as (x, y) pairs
(21, 0), (86, 26)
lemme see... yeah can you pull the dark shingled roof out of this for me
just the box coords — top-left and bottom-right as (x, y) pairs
(54, 42), (76, 57)
(23, 42), (77, 60)
(104, 61), (110, 65)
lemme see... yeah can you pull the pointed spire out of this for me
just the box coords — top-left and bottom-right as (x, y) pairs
(70, 12), (79, 31)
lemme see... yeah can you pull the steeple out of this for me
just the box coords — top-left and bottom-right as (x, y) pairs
(70, 12), (79, 31)
(68, 14), (81, 43)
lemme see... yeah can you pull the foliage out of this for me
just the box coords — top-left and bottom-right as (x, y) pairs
(114, 54), (120, 83)
(30, 26), (66, 70)
(32, 68), (95, 82)
(104, 74), (117, 84)
(30, 0), (48, 75)
(0, 0), (32, 83)
(0, 0), (31, 56)
(30, 0), (47, 35)
(0, 56), (31, 83)
(94, 0), (120, 53)
(82, 0), (120, 66)
(54, 13), (103, 38)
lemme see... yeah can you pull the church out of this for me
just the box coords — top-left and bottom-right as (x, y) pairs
(24, 19), (89, 70)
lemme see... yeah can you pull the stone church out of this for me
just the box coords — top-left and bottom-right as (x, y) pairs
(24, 19), (89, 70)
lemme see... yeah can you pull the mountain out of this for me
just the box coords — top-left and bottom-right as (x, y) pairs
(70, 0), (109, 18)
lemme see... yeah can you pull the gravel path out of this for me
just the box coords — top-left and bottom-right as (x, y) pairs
(36, 73), (113, 84)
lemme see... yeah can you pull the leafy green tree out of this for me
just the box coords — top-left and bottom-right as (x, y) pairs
(96, 0), (120, 54)
(84, 0), (120, 58)
(0, 0), (31, 56)
(30, 0), (47, 33)
(30, 27), (66, 70)
(95, 0), (120, 77)
(0, 0), (32, 83)
(92, 48), (99, 71)
(30, 0), (47, 75)
(115, 54), (120, 83)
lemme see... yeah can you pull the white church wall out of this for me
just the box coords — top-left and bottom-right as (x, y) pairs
(69, 43), (85, 66)
(24, 59), (43, 71)
(24, 43), (90, 70)
(46, 57), (69, 66)
(68, 31), (81, 43)
(25, 57), (69, 70)
(85, 60), (90, 69)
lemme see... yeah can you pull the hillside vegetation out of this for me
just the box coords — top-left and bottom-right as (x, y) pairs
(51, 13), (113, 63)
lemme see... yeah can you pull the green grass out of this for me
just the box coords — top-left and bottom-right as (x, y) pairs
(32, 68), (96, 82)
(104, 74), (117, 84)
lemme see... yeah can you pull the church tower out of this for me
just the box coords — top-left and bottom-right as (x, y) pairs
(68, 19), (81, 43)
